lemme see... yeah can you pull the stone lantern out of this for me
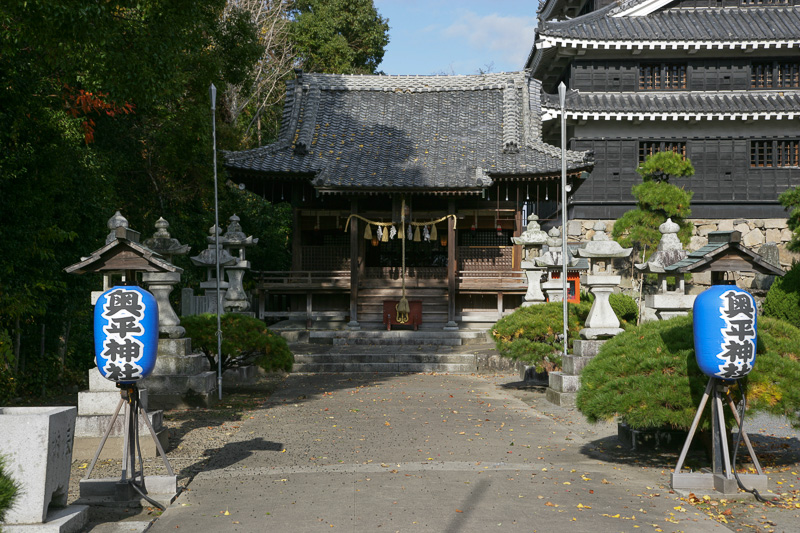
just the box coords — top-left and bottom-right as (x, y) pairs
(511, 213), (548, 306)
(634, 218), (694, 321)
(575, 221), (632, 339)
(143, 217), (191, 338)
(536, 227), (581, 303)
(219, 214), (258, 313)
(190, 225), (237, 314)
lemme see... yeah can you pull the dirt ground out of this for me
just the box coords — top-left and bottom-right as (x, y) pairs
(66, 373), (288, 529)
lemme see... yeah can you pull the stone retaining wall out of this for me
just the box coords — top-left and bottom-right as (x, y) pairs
(567, 218), (799, 291)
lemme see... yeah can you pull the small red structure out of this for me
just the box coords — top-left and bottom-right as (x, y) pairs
(383, 300), (422, 330)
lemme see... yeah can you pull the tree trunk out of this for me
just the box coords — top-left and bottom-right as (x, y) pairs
(13, 316), (21, 374)
(58, 319), (72, 371)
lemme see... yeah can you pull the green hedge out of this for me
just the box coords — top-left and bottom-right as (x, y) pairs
(576, 315), (800, 430)
(0, 454), (19, 523)
(763, 261), (800, 328)
(181, 314), (293, 373)
(491, 301), (591, 372)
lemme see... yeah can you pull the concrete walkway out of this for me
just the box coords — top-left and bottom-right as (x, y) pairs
(147, 372), (729, 532)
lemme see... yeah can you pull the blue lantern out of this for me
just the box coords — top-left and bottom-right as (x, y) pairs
(94, 286), (159, 383)
(693, 284), (757, 380)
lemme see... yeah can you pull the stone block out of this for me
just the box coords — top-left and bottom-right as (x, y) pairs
(567, 220), (583, 236)
(696, 224), (717, 237)
(74, 410), (162, 438)
(2, 505), (88, 533)
(688, 235), (707, 251)
(742, 228), (765, 248)
(562, 355), (594, 375)
(73, 424), (169, 461)
(781, 228), (794, 242)
(734, 222), (751, 235)
(77, 389), (148, 416)
(89, 370), (119, 392)
(717, 219), (734, 232)
(223, 365), (258, 386)
(645, 293), (696, 312)
(764, 218), (788, 229)
(548, 371), (581, 393)
(752, 219), (765, 229)
(545, 388), (576, 408)
(690, 271), (712, 286)
(153, 353), (209, 375)
(572, 339), (607, 357)
(0, 407), (76, 524)
(766, 228), (782, 243)
(79, 475), (177, 507)
(157, 338), (192, 358)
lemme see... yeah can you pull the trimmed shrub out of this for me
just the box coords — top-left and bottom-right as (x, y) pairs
(763, 261), (800, 328)
(491, 302), (591, 372)
(577, 315), (800, 430)
(609, 292), (639, 324)
(181, 314), (293, 373)
(0, 454), (19, 523)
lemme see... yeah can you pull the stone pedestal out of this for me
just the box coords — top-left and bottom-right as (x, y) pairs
(223, 262), (250, 312)
(580, 275), (623, 339)
(73, 373), (169, 461)
(0, 406), (89, 533)
(546, 339), (608, 407)
(542, 279), (564, 302)
(145, 337), (217, 409)
(520, 262), (546, 306)
(199, 280), (229, 315)
(643, 292), (696, 322)
(143, 271), (185, 338)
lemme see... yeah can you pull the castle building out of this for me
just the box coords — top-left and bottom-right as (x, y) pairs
(527, 0), (800, 221)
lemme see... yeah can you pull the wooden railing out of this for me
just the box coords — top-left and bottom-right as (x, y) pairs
(253, 270), (351, 288)
(457, 270), (526, 292)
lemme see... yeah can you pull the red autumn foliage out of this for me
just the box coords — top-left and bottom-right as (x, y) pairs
(62, 84), (135, 144)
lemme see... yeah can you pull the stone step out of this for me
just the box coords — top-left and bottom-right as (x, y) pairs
(308, 330), (490, 346)
(293, 362), (475, 373)
(294, 353), (475, 364)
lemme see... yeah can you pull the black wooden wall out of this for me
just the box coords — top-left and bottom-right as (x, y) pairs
(570, 138), (800, 219)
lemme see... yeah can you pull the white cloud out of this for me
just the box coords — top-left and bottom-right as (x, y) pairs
(443, 12), (537, 69)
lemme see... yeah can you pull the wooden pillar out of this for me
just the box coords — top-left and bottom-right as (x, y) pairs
(497, 291), (504, 320)
(513, 191), (523, 271)
(446, 198), (458, 329)
(292, 207), (302, 271)
(348, 198), (360, 329)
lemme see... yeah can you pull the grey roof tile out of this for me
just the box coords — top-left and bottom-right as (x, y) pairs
(226, 72), (592, 192)
(540, 5), (800, 41)
(541, 90), (800, 115)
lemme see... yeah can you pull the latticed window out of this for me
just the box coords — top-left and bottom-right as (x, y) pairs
(639, 141), (687, 163)
(777, 140), (800, 167)
(639, 63), (686, 90)
(778, 62), (800, 88)
(664, 64), (687, 89)
(639, 64), (660, 90)
(741, 0), (789, 5)
(751, 63), (773, 88)
(751, 141), (773, 167)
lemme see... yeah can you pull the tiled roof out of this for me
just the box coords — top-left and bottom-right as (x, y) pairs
(539, 5), (800, 42)
(225, 72), (593, 194)
(540, 90), (800, 120)
(664, 231), (784, 275)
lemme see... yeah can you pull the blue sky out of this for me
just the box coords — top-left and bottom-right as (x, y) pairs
(373, 1), (539, 76)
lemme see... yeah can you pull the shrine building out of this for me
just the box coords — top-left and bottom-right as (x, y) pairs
(224, 70), (594, 329)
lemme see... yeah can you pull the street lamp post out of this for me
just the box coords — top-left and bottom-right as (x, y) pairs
(210, 83), (223, 401)
(559, 82), (568, 359)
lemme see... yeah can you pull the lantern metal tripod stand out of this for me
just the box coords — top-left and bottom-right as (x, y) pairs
(671, 377), (767, 495)
(84, 382), (174, 508)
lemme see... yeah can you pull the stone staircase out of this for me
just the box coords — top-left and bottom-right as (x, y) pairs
(290, 329), (493, 374)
